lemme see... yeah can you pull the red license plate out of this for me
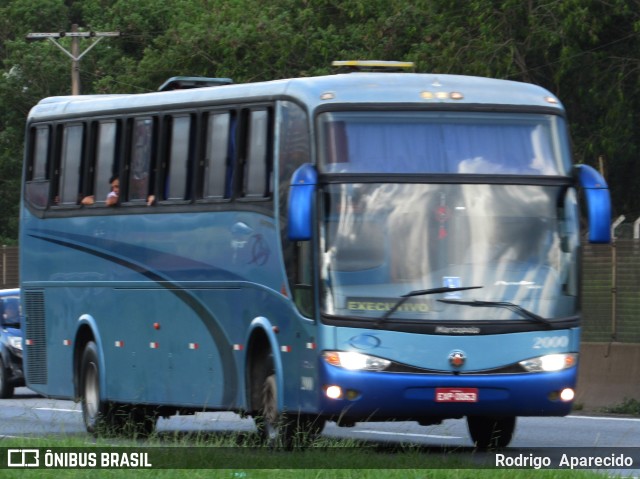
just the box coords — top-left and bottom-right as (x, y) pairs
(435, 387), (478, 402)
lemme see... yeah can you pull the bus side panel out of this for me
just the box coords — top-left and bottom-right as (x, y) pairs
(97, 287), (241, 408)
(240, 285), (323, 414)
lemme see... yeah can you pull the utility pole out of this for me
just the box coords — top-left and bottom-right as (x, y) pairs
(26, 24), (120, 95)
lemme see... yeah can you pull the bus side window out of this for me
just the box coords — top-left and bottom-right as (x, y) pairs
(25, 125), (51, 209)
(81, 120), (119, 206)
(202, 112), (233, 200)
(243, 108), (272, 198)
(95, 121), (119, 205)
(164, 114), (193, 201)
(59, 123), (85, 206)
(127, 117), (155, 203)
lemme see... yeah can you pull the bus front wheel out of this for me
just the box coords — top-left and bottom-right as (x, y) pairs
(467, 415), (516, 449)
(256, 373), (325, 448)
(256, 374), (296, 448)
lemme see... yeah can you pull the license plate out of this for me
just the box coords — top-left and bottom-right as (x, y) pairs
(435, 387), (478, 402)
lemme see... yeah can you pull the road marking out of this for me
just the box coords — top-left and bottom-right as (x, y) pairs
(34, 407), (81, 413)
(567, 415), (640, 422)
(358, 430), (462, 440)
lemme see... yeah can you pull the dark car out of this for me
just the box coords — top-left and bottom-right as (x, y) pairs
(0, 289), (24, 398)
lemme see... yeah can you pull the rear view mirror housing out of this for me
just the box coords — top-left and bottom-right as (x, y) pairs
(288, 164), (317, 241)
(575, 164), (611, 244)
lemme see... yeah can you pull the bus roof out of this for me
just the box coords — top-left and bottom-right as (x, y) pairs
(27, 72), (564, 121)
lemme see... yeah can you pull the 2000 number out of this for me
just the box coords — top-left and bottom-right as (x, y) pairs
(533, 336), (569, 349)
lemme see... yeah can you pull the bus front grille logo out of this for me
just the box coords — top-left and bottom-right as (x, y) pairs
(449, 351), (466, 368)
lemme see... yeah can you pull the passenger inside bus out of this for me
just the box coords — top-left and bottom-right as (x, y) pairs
(81, 175), (119, 206)
(81, 176), (154, 206)
(105, 176), (119, 206)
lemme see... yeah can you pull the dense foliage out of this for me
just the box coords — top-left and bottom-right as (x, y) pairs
(1, 0), (639, 243)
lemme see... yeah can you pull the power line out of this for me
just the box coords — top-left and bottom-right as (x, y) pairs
(26, 24), (120, 95)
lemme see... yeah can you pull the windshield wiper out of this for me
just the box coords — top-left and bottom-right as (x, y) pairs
(437, 299), (553, 328)
(376, 286), (482, 326)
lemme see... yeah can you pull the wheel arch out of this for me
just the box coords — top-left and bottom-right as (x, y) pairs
(73, 314), (104, 400)
(244, 317), (283, 413)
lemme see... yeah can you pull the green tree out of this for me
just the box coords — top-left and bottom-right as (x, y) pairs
(1, 0), (640, 243)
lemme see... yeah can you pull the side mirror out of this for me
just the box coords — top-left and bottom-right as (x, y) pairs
(575, 164), (611, 244)
(288, 164), (317, 241)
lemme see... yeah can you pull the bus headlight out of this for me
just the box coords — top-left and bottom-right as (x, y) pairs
(323, 351), (391, 371)
(8, 335), (22, 352)
(519, 353), (577, 372)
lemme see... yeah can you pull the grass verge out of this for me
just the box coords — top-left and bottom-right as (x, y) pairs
(0, 434), (614, 479)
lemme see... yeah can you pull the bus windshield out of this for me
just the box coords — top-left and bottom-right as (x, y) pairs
(318, 111), (571, 176)
(319, 181), (580, 322)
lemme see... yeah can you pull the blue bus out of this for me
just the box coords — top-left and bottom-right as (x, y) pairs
(20, 61), (611, 447)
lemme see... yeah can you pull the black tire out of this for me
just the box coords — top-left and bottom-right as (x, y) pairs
(255, 373), (326, 449)
(256, 374), (294, 448)
(467, 415), (516, 449)
(80, 341), (109, 435)
(0, 357), (14, 399)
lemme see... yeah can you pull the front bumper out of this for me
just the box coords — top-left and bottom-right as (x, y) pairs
(318, 362), (576, 421)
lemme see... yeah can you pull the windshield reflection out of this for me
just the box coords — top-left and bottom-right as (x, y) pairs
(320, 183), (580, 322)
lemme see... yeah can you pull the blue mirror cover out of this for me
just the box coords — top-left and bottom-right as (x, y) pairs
(288, 164), (317, 241)
(576, 164), (611, 244)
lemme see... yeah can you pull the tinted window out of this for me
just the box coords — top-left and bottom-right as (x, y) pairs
(26, 126), (51, 208)
(244, 109), (270, 197)
(318, 111), (569, 176)
(60, 124), (84, 205)
(166, 115), (191, 200)
(94, 121), (118, 204)
(32, 126), (50, 180)
(128, 118), (154, 201)
(203, 112), (232, 199)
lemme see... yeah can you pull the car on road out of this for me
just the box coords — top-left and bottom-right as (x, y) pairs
(0, 288), (24, 398)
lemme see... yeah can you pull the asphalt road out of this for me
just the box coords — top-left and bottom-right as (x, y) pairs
(3, 387), (640, 474)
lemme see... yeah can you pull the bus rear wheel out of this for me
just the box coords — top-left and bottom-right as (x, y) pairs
(467, 415), (516, 449)
(80, 341), (109, 435)
(80, 341), (157, 437)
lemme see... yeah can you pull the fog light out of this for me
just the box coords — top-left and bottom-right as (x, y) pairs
(560, 388), (575, 402)
(325, 385), (343, 399)
(346, 389), (360, 400)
